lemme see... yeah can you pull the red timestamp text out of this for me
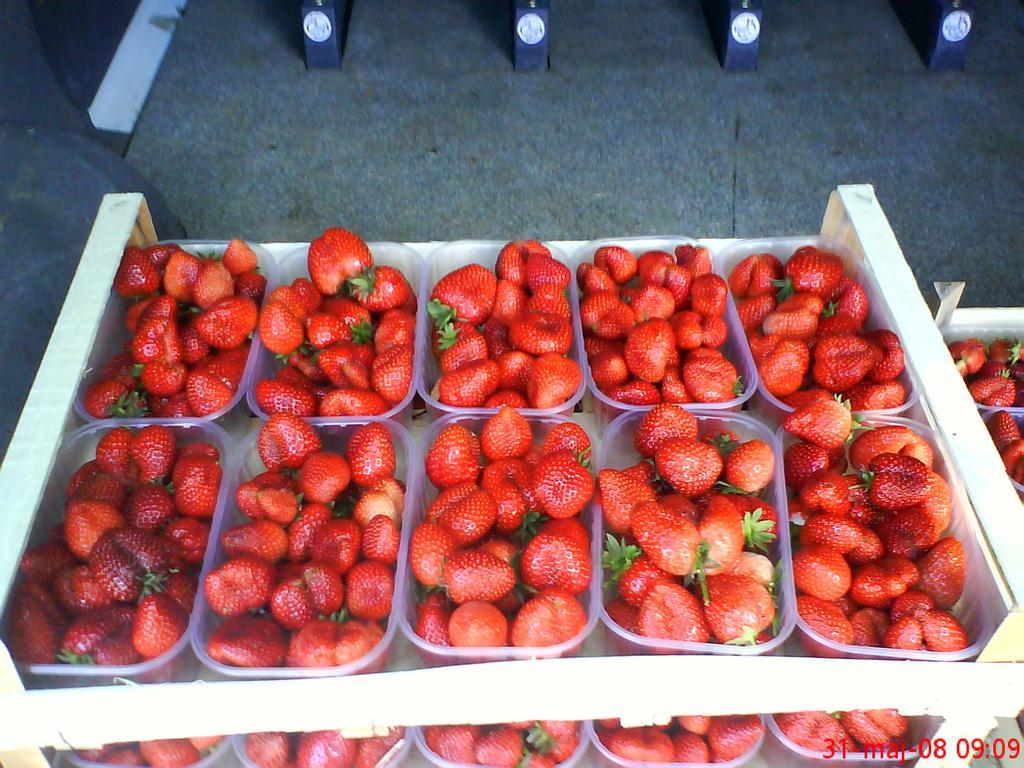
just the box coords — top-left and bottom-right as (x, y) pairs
(822, 736), (1022, 761)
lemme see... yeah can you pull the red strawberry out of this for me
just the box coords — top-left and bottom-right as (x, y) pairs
(319, 389), (389, 416)
(797, 594), (854, 644)
(793, 544), (851, 602)
(532, 450), (594, 519)
(689, 273), (728, 317)
(672, 732), (709, 763)
(752, 335), (810, 398)
(917, 537), (965, 609)
(437, 486), (497, 545)
(344, 561), (394, 621)
(162, 518), (211, 565)
(309, 519), (362, 574)
(222, 520), (288, 562)
(370, 344), (413, 404)
(729, 252), (783, 298)
(524, 252), (570, 293)
(608, 380), (661, 405)
(123, 484), (176, 531)
(594, 245), (638, 284)
(448, 601), (508, 647)
(426, 424), (481, 488)
(481, 406), (533, 461)
(83, 379), (146, 419)
(114, 246), (161, 297)
(60, 604), (135, 662)
(510, 589), (587, 647)
(703, 574), (774, 643)
(437, 359), (501, 407)
(655, 438), (723, 497)
(774, 712), (848, 751)
(527, 353), (581, 409)
(132, 592), (188, 659)
(723, 439), (775, 493)
(866, 454), (929, 510)
(347, 266), (412, 312)
(865, 329), (905, 382)
(286, 617), (383, 667)
(707, 715), (763, 762)
(206, 615), (286, 667)
(782, 246), (843, 298)
(919, 610), (969, 652)
(636, 582), (710, 642)
(602, 727), (674, 763)
(633, 404), (698, 458)
(361, 515), (400, 564)
(171, 455), (222, 518)
(783, 398), (852, 450)
(270, 562), (344, 629)
(7, 582), (67, 663)
(193, 259), (235, 309)
(812, 333), (879, 392)
(258, 300), (305, 356)
(307, 227), (373, 295)
(204, 556), (276, 616)
(258, 414), (322, 471)
(682, 348), (740, 403)
(624, 319), (675, 383)
(443, 551), (515, 604)
(520, 533), (591, 594)
(64, 499), (125, 560)
(850, 607), (889, 646)
(255, 379), (317, 416)
(509, 312), (572, 356)
(53, 564), (114, 614)
(598, 469), (656, 534)
(630, 501), (699, 576)
(429, 265), (497, 327)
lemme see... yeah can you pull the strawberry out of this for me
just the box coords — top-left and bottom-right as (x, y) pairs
(268, 562), (345, 630)
(917, 537), (965, 609)
(865, 454), (929, 510)
(624, 319), (675, 383)
(630, 501), (699, 576)
(95, 427), (135, 480)
(361, 515), (400, 564)
(132, 593), (187, 659)
(598, 469), (656, 534)
(672, 732), (709, 762)
(753, 336), (811, 398)
(444, 551), (515, 604)
(877, 508), (938, 559)
(244, 733), (290, 768)
(437, 358), (501, 407)
(602, 727), (674, 762)
(193, 259), (235, 309)
(346, 265), (412, 312)
(594, 245), (638, 284)
(608, 380), (660, 405)
(193, 294), (258, 350)
(255, 379), (318, 416)
(521, 533), (591, 594)
(222, 520), (288, 562)
(541, 423), (591, 464)
(703, 574), (774, 643)
(793, 544), (851, 602)
(60, 604), (135, 662)
(64, 499), (125, 560)
(88, 526), (178, 602)
(527, 353), (581, 409)
(509, 312), (572, 356)
(849, 559), (915, 609)
(286, 618), (383, 667)
(171, 455), (222, 519)
(783, 398), (852, 450)
(258, 414), (322, 471)
(258, 300), (306, 356)
(784, 441), (834, 491)
(677, 716), (711, 735)
(83, 379), (145, 418)
(306, 227), (373, 295)
(689, 273), (728, 317)
(510, 589), (586, 647)
(800, 515), (864, 554)
(798, 594), (854, 644)
(636, 582), (710, 642)
(204, 556), (276, 616)
(633, 404), (698, 458)
(812, 333), (879, 392)
(723, 439), (774, 493)
(799, 469), (853, 517)
(52, 564), (114, 614)
(309, 519), (362, 574)
(889, 589), (936, 622)
(729, 252), (784, 298)
(845, 379), (907, 410)
(429, 265), (497, 328)
(319, 389), (389, 417)
(761, 303), (820, 339)
(114, 246), (161, 297)
(707, 715), (763, 762)
(655, 438), (723, 497)
(531, 450), (594, 519)
(607, 546), (670, 607)
(850, 607), (889, 646)
(294, 731), (357, 768)
(448, 601), (508, 647)
(848, 425), (932, 471)
(7, 582), (67, 663)
(864, 329), (905, 382)
(160, 518), (209, 566)
(918, 610), (969, 652)
(682, 348), (740, 403)
(781, 246), (844, 298)
(524, 252), (570, 293)
(774, 712), (849, 751)
(437, 486), (497, 545)
(630, 284), (675, 321)
(481, 406), (533, 461)
(294, 451), (349, 505)
(426, 424), (481, 488)
(206, 615), (286, 667)
(368, 344), (413, 405)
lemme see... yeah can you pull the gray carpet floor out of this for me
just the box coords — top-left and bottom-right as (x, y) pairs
(125, 0), (1022, 306)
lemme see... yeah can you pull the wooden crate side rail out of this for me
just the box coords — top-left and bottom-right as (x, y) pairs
(821, 186), (1020, 621)
(0, 194), (153, 611)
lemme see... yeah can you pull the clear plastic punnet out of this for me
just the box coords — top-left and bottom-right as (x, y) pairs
(714, 236), (920, 427)
(416, 240), (586, 419)
(398, 411), (600, 664)
(570, 237), (758, 430)
(246, 242), (424, 427)
(191, 418), (416, 679)
(75, 240), (278, 424)
(783, 415), (1000, 661)
(596, 408), (796, 657)
(13, 419), (232, 688)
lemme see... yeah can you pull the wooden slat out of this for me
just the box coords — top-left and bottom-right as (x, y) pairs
(0, 193), (152, 610)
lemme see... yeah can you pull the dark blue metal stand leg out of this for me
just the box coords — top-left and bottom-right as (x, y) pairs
(890, 0), (975, 70)
(513, 0), (550, 71)
(700, 0), (763, 71)
(301, 0), (351, 69)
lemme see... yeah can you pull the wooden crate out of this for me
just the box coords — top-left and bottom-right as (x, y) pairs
(2, 188), (1024, 768)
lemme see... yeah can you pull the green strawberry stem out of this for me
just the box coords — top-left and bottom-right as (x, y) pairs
(601, 535), (641, 588)
(131, 363), (144, 378)
(525, 724), (555, 755)
(325, 608), (350, 623)
(435, 322), (461, 351)
(350, 320), (374, 346)
(511, 511), (547, 545)
(708, 433), (738, 457)
(771, 277), (794, 304)
(714, 480), (752, 496)
(852, 470), (873, 492)
(139, 569), (169, 597)
(788, 520), (803, 543)
(346, 267), (377, 301)
(732, 377), (745, 397)
(724, 625), (759, 646)
(427, 299), (458, 332)
(56, 650), (95, 665)
(820, 302), (837, 318)
(112, 391), (147, 418)
(742, 508), (776, 553)
(515, 750), (534, 768)
(687, 541), (715, 605)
